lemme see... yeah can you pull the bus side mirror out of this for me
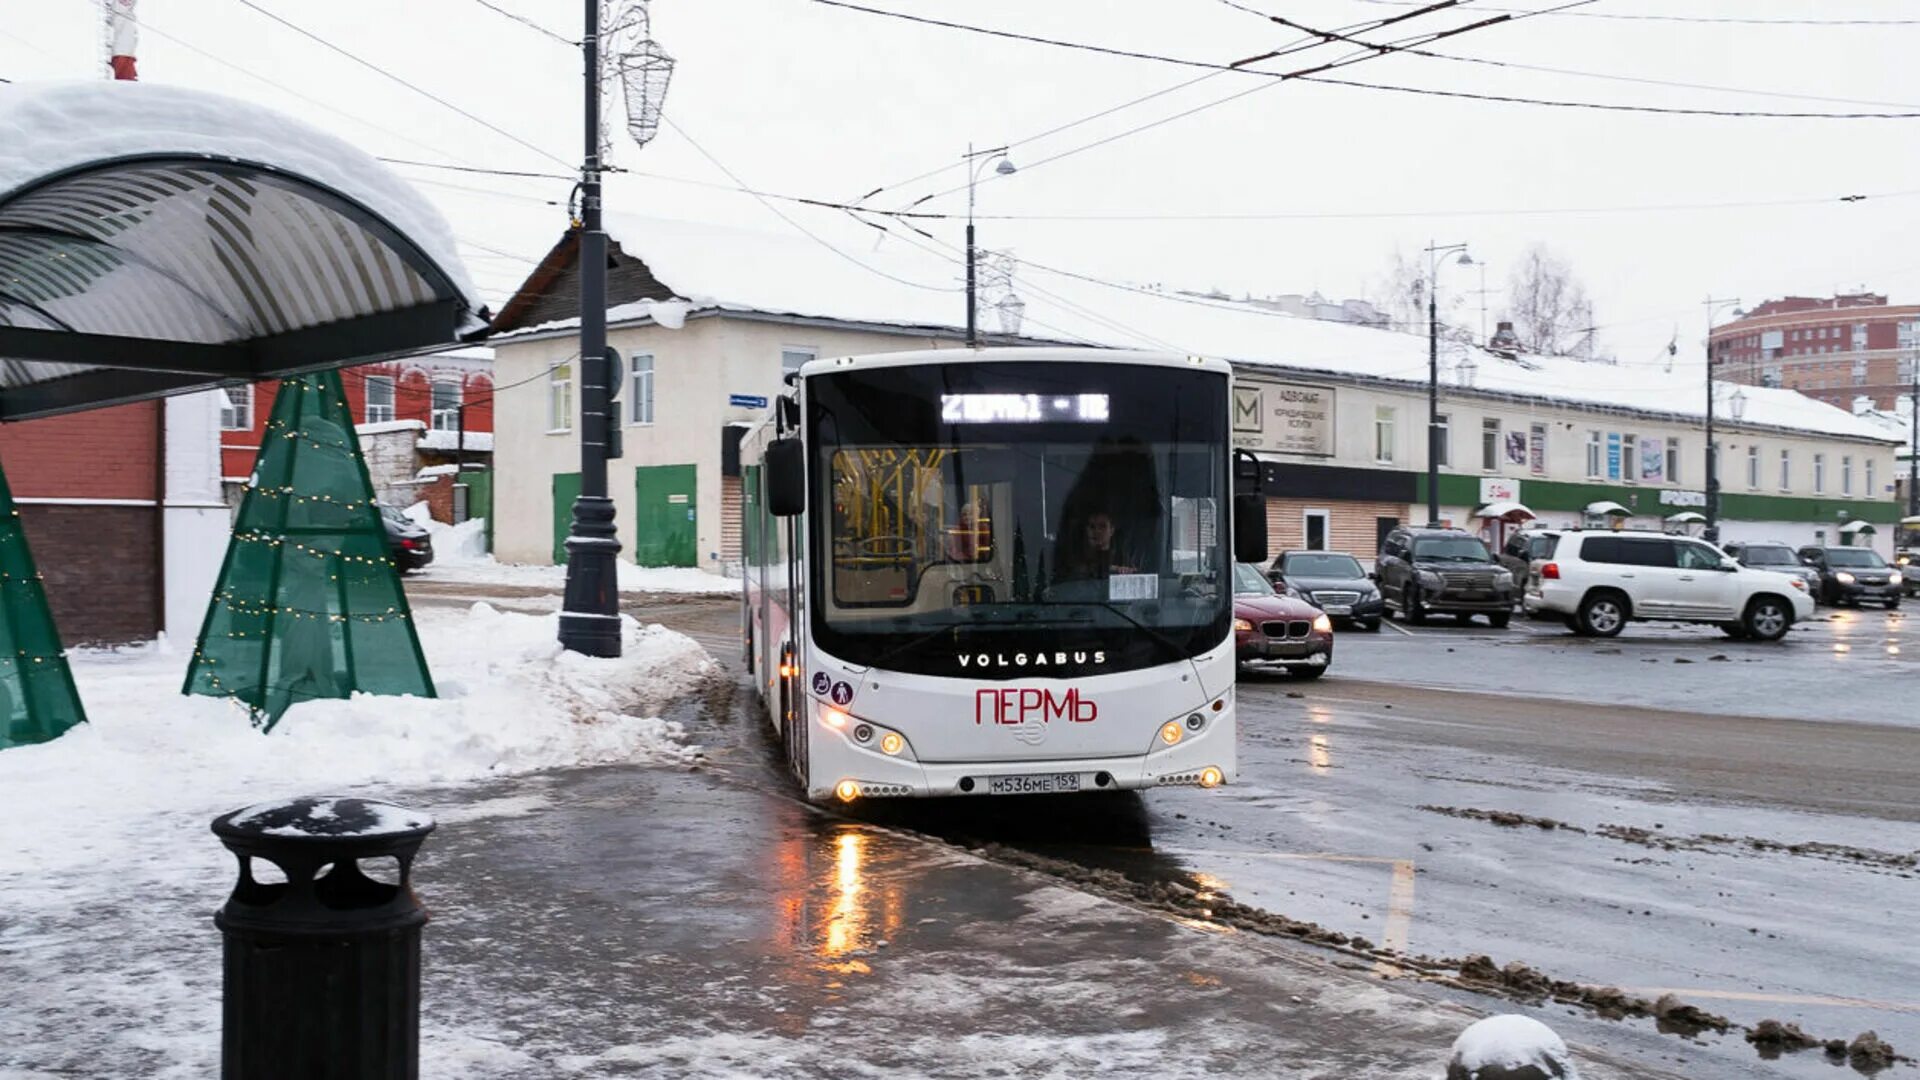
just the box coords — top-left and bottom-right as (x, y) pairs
(767, 437), (806, 517)
(1233, 493), (1267, 564)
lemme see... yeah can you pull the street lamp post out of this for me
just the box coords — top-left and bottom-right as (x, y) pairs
(1702, 296), (1743, 544)
(1908, 346), (1918, 517)
(964, 144), (1015, 347)
(1424, 241), (1472, 526)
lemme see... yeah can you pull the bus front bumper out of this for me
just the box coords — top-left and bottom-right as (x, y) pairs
(806, 702), (1238, 802)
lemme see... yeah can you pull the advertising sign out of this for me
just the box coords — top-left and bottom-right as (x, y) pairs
(1606, 433), (1622, 480)
(1659, 489), (1707, 507)
(1232, 381), (1335, 457)
(1479, 477), (1519, 504)
(1639, 437), (1665, 482)
(1504, 431), (1528, 466)
(1528, 425), (1546, 475)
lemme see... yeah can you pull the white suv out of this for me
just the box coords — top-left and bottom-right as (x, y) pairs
(1523, 530), (1814, 641)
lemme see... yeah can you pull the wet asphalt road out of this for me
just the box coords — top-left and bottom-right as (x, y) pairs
(410, 585), (1920, 1076)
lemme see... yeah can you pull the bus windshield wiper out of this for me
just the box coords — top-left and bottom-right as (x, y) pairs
(1074, 602), (1191, 660)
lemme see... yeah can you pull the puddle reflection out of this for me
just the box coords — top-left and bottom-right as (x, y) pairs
(1309, 734), (1332, 774)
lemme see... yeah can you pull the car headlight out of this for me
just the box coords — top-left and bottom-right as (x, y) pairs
(1417, 570), (1444, 590)
(1493, 568), (1514, 584)
(1892, 571), (1905, 586)
(1233, 617), (1254, 632)
(1836, 571), (1856, 584)
(1311, 613), (1332, 633)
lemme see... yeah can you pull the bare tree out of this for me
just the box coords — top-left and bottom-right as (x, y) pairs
(1367, 249), (1428, 335)
(1504, 244), (1593, 357)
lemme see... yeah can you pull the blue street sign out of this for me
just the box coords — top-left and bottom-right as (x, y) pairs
(729, 394), (769, 409)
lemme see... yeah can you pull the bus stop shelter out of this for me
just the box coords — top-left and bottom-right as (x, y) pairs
(0, 80), (487, 417)
(0, 80), (487, 745)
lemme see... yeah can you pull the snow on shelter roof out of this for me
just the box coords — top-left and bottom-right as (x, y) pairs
(501, 215), (1892, 444)
(0, 81), (486, 421)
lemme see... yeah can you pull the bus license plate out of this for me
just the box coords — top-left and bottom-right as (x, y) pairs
(987, 773), (1081, 795)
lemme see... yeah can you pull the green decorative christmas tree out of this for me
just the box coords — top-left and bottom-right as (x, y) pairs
(0, 460), (87, 749)
(185, 371), (434, 731)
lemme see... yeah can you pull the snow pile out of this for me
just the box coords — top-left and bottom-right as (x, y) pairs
(1446, 1015), (1579, 1080)
(0, 604), (710, 883)
(0, 604), (713, 1076)
(427, 515), (491, 562)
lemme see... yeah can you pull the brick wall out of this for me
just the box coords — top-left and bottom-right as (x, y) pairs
(0, 403), (160, 500)
(18, 505), (161, 645)
(1264, 498), (1406, 563)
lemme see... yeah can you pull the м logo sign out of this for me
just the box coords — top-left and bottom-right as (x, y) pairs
(975, 688), (1098, 725)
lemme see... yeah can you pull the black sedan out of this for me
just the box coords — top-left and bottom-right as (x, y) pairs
(1268, 550), (1384, 632)
(379, 503), (435, 572)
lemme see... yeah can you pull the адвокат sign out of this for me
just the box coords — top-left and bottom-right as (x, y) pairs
(1232, 381), (1334, 457)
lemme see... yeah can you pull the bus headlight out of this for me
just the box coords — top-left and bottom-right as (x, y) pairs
(835, 779), (859, 802)
(824, 708), (850, 730)
(1199, 766), (1224, 788)
(1160, 720), (1185, 745)
(880, 732), (904, 755)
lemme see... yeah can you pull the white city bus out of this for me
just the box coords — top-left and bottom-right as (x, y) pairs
(739, 348), (1266, 803)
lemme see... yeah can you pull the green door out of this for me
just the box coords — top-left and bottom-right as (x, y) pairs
(552, 471), (581, 564)
(634, 464), (698, 567)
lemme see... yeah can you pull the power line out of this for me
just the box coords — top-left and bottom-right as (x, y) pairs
(1348, 0), (1920, 25)
(379, 157), (575, 181)
(663, 116), (960, 294)
(1303, 75), (1920, 119)
(229, 0), (574, 169)
(466, 0), (576, 44)
(843, 5), (1428, 208)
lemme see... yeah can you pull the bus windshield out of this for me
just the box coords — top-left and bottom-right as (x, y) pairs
(807, 360), (1230, 678)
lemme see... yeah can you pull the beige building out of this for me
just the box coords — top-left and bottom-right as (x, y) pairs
(487, 219), (1903, 572)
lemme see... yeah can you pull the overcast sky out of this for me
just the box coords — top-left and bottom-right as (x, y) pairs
(8, 0), (1920, 371)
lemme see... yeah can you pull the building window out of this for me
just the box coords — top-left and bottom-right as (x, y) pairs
(1665, 437), (1681, 485)
(1779, 449), (1791, 492)
(1852, 359), (1868, 385)
(1374, 406), (1395, 464)
(628, 353), (655, 425)
(548, 362), (573, 432)
(1481, 418), (1500, 472)
(220, 384), (253, 430)
(364, 375), (395, 423)
(1622, 432), (1638, 483)
(1586, 430), (1603, 478)
(1813, 452), (1826, 493)
(1747, 445), (1760, 490)
(1529, 423), (1547, 476)
(1841, 455), (1853, 495)
(1433, 413), (1450, 468)
(430, 379), (462, 431)
(781, 348), (815, 375)
(1867, 457), (1877, 495)
(1852, 323), (1868, 351)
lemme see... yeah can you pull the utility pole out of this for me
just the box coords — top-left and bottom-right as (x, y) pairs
(558, 0), (622, 657)
(1425, 241), (1471, 526)
(1702, 296), (1742, 544)
(1909, 345), (1918, 516)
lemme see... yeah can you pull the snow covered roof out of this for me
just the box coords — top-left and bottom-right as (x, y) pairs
(417, 429), (493, 452)
(0, 81), (486, 421)
(496, 215), (1894, 443)
(357, 419), (428, 436)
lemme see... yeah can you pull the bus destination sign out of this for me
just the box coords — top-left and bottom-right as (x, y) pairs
(941, 393), (1110, 423)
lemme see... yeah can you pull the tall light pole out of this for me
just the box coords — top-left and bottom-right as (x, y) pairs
(558, 0), (621, 657)
(1907, 344), (1919, 517)
(1702, 296), (1743, 544)
(1425, 241), (1471, 525)
(964, 145), (1015, 346)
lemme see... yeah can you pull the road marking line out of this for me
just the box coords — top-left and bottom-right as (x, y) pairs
(1629, 988), (1920, 1014)
(1382, 620), (1415, 636)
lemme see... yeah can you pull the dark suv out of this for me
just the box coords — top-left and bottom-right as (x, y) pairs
(1377, 526), (1516, 627)
(1721, 541), (1821, 597)
(1797, 545), (1902, 609)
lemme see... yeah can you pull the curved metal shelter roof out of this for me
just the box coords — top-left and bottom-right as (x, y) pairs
(0, 82), (487, 420)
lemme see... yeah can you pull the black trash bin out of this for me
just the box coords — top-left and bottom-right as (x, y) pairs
(211, 796), (435, 1080)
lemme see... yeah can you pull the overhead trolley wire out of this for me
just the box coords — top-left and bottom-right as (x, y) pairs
(229, 0), (575, 170)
